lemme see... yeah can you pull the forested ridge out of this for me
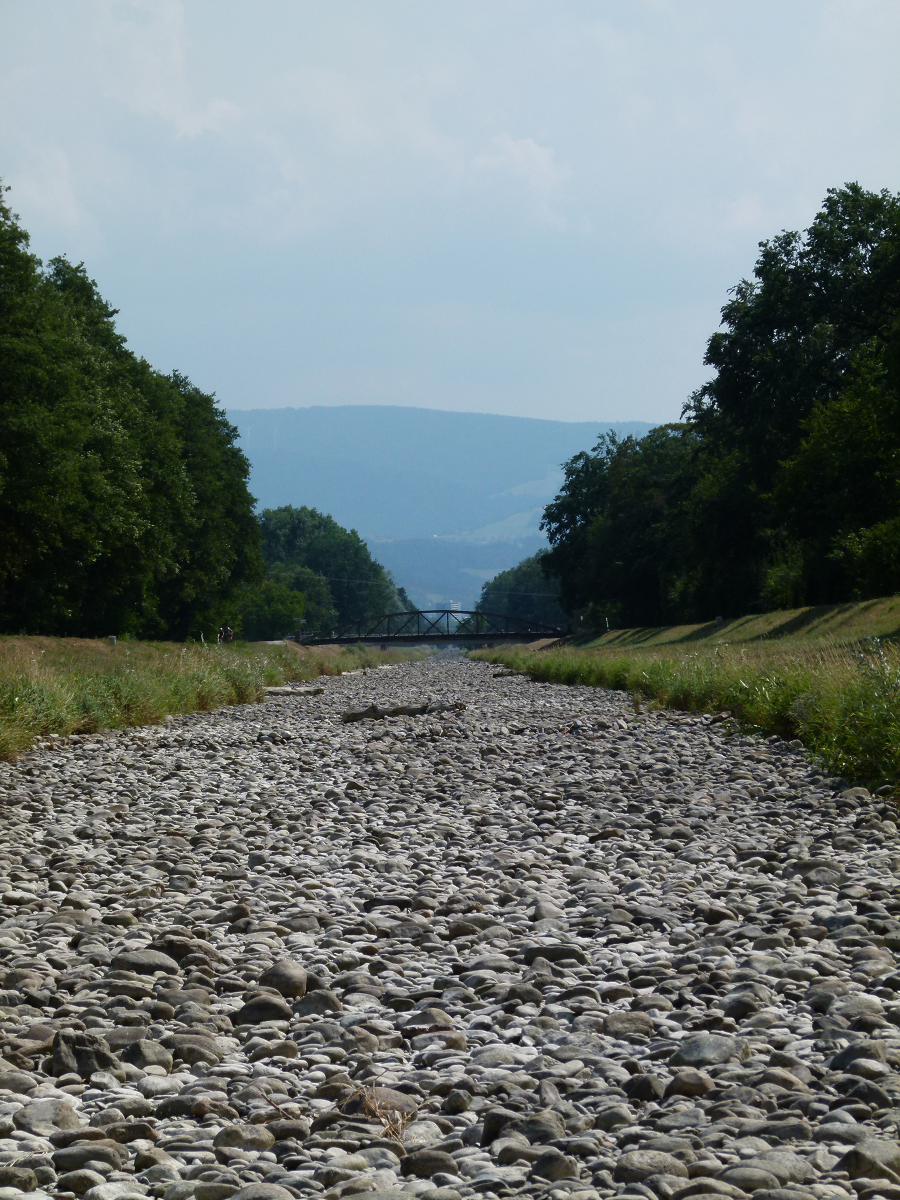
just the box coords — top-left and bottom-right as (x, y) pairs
(0, 186), (407, 641)
(539, 184), (900, 627)
(232, 505), (411, 640)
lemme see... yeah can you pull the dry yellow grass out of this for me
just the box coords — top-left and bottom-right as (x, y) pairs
(584, 596), (900, 649)
(0, 636), (425, 759)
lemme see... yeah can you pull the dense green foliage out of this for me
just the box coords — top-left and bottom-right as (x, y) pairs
(0, 186), (263, 638)
(257, 505), (411, 631)
(540, 184), (900, 626)
(476, 551), (567, 628)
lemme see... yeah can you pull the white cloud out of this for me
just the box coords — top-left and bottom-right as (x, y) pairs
(1, 0), (899, 423)
(93, 0), (240, 137)
(472, 134), (567, 192)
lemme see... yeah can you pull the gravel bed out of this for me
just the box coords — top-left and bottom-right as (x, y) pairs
(0, 656), (898, 1200)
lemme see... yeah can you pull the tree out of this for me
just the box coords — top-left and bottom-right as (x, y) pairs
(542, 426), (699, 626)
(229, 580), (307, 641)
(0, 183), (263, 637)
(263, 563), (337, 632)
(539, 184), (900, 627)
(259, 505), (405, 626)
(477, 551), (566, 628)
(769, 330), (900, 603)
(683, 183), (900, 613)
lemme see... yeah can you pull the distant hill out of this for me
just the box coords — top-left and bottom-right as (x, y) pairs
(228, 406), (653, 608)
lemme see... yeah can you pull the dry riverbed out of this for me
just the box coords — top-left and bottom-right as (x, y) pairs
(0, 658), (898, 1200)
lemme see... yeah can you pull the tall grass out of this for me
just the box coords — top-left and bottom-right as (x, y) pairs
(0, 637), (425, 759)
(472, 639), (900, 789)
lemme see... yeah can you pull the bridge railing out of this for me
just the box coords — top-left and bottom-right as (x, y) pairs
(294, 609), (564, 645)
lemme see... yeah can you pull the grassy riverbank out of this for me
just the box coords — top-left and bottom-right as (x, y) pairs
(0, 637), (423, 759)
(583, 596), (900, 649)
(472, 638), (900, 790)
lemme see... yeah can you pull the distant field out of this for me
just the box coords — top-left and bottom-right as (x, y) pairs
(583, 596), (900, 649)
(473, 597), (900, 789)
(0, 637), (424, 759)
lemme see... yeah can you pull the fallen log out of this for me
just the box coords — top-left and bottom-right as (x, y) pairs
(341, 701), (466, 723)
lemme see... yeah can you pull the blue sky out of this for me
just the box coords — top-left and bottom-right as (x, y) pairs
(2, 0), (899, 423)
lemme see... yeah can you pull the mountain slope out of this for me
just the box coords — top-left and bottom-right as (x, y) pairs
(228, 406), (652, 606)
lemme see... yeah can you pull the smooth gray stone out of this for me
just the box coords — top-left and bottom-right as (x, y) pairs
(670, 1035), (741, 1068)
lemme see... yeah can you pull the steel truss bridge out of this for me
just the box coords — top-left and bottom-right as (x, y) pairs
(295, 610), (565, 646)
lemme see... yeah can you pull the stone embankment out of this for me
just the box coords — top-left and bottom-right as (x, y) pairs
(0, 658), (898, 1200)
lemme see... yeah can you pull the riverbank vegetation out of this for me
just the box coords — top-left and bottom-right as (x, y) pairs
(472, 635), (900, 790)
(476, 551), (567, 629)
(487, 184), (900, 630)
(0, 636), (423, 760)
(0, 185), (263, 640)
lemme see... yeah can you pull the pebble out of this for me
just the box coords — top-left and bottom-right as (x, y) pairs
(0, 656), (896, 1200)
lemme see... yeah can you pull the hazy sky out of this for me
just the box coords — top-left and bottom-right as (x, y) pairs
(2, 1), (899, 423)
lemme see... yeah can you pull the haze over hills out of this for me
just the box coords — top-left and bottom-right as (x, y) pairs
(228, 406), (652, 609)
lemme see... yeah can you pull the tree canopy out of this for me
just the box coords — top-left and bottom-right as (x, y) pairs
(476, 552), (567, 629)
(531, 184), (900, 627)
(258, 505), (411, 629)
(0, 184), (263, 638)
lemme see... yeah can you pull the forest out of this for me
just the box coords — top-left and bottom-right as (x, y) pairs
(0, 185), (406, 641)
(7, 178), (900, 639)
(476, 551), (566, 629)
(538, 184), (900, 627)
(231, 505), (410, 640)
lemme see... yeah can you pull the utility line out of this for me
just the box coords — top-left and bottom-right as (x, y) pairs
(275, 574), (397, 586)
(480, 588), (561, 597)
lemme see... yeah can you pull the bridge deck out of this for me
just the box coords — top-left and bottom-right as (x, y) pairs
(299, 631), (555, 646)
(294, 609), (564, 647)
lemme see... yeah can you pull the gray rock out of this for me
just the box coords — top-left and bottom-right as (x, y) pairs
(52, 1141), (126, 1173)
(228, 1187), (300, 1200)
(292, 988), (343, 1016)
(213, 1125), (276, 1151)
(193, 1185), (238, 1200)
(0, 1166), (37, 1191)
(738, 1155), (811, 1185)
(232, 993), (293, 1024)
(402, 1149), (459, 1178)
(530, 1150), (579, 1181)
(258, 959), (307, 998)
(83, 1185), (149, 1200)
(615, 1152), (690, 1182)
(604, 1011), (654, 1038)
(665, 1069), (716, 1096)
(52, 1030), (121, 1079)
(670, 1035), (740, 1067)
(0, 1071), (38, 1093)
(110, 949), (180, 975)
(1, 657), (891, 1200)
(121, 1038), (174, 1071)
(718, 1167), (783, 1192)
(813, 1123), (872, 1144)
(57, 1170), (108, 1195)
(836, 1139), (900, 1181)
(14, 1098), (83, 1135)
